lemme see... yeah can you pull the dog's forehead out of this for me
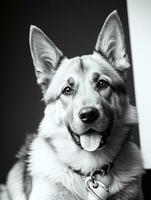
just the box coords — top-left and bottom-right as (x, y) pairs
(59, 53), (119, 83)
(57, 53), (118, 80)
(49, 53), (121, 95)
(80, 53), (111, 73)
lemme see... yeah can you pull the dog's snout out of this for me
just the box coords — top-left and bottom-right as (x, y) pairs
(79, 107), (99, 124)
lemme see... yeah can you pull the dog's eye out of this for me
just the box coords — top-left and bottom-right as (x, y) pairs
(62, 86), (74, 96)
(96, 80), (109, 90)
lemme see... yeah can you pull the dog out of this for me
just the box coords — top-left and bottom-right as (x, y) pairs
(0, 10), (144, 200)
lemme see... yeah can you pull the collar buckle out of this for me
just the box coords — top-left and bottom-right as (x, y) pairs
(90, 169), (105, 183)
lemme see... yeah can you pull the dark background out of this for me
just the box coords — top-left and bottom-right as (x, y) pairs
(1, 0), (149, 199)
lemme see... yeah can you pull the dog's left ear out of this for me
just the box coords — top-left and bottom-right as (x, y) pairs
(29, 25), (63, 94)
(95, 11), (130, 77)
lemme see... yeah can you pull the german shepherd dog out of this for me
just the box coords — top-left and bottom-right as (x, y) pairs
(0, 11), (144, 200)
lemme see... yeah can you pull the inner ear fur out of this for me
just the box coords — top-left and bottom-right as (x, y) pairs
(29, 25), (63, 94)
(95, 10), (130, 78)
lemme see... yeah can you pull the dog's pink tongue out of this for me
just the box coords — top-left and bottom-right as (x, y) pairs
(80, 133), (101, 152)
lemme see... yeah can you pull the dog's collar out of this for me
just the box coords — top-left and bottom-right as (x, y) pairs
(68, 162), (113, 178)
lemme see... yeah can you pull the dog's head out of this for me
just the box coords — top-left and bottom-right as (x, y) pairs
(29, 11), (136, 155)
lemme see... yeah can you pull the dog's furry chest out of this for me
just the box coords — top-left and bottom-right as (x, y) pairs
(28, 178), (139, 200)
(24, 135), (143, 200)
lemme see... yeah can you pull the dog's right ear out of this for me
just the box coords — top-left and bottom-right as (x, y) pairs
(94, 11), (130, 77)
(29, 25), (63, 94)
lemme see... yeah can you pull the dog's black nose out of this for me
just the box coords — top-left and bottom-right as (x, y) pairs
(79, 107), (99, 124)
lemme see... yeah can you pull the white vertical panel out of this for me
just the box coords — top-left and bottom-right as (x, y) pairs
(127, 0), (151, 168)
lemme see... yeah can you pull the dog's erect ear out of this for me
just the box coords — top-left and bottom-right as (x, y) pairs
(29, 25), (63, 93)
(95, 11), (130, 73)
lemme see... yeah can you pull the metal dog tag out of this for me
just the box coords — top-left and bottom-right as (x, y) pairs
(85, 177), (110, 200)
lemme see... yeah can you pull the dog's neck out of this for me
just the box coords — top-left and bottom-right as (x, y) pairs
(67, 128), (132, 178)
(68, 162), (113, 178)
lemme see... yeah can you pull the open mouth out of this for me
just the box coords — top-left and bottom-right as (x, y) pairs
(67, 122), (113, 152)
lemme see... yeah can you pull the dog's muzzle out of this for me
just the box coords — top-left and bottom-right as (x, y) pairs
(67, 121), (113, 152)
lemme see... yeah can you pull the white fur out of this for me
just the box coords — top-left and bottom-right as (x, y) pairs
(28, 133), (143, 199)
(6, 162), (26, 200)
